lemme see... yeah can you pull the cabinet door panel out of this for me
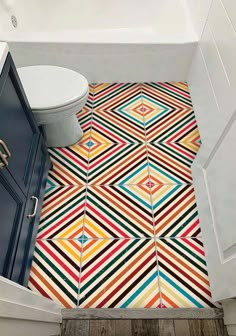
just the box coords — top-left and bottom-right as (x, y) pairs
(11, 138), (50, 285)
(0, 171), (25, 278)
(0, 54), (39, 195)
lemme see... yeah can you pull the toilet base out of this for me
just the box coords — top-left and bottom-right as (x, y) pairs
(41, 114), (83, 147)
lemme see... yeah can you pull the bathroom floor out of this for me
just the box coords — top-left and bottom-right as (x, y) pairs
(28, 82), (215, 309)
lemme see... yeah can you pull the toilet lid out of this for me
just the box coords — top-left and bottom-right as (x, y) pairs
(17, 65), (88, 111)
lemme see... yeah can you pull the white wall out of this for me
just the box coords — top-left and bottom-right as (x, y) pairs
(186, 0), (212, 38)
(188, 0), (236, 162)
(0, 0), (15, 31)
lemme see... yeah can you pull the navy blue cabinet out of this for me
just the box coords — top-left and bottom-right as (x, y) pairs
(0, 169), (25, 279)
(0, 53), (50, 286)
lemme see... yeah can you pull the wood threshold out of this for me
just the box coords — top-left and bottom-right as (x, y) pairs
(62, 308), (223, 320)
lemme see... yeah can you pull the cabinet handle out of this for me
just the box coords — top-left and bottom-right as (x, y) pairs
(0, 139), (11, 159)
(0, 151), (8, 168)
(27, 196), (39, 218)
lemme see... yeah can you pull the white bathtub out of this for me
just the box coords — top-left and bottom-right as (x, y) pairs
(0, 0), (198, 82)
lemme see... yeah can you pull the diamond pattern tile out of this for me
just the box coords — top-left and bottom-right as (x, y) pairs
(37, 186), (86, 239)
(91, 83), (145, 143)
(90, 110), (146, 143)
(157, 238), (215, 308)
(141, 82), (200, 143)
(29, 82), (217, 309)
(147, 143), (193, 185)
(29, 239), (82, 307)
(93, 83), (142, 110)
(47, 140), (90, 186)
(151, 184), (201, 237)
(79, 239), (160, 308)
(84, 185), (154, 238)
(87, 143), (149, 185)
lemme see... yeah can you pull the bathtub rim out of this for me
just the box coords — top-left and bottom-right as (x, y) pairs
(0, 28), (198, 45)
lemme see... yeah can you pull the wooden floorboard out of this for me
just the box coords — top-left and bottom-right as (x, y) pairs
(174, 320), (191, 336)
(115, 320), (132, 336)
(90, 320), (116, 336)
(132, 320), (160, 336)
(62, 319), (228, 336)
(62, 308), (223, 320)
(61, 320), (89, 336)
(158, 320), (175, 336)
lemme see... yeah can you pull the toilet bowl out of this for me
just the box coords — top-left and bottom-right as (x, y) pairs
(17, 65), (89, 147)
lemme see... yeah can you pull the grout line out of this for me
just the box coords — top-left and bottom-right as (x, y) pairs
(58, 141), (201, 145)
(153, 238), (163, 308)
(77, 84), (95, 306)
(140, 91), (164, 308)
(36, 236), (203, 241)
(86, 182), (193, 187)
(77, 238), (85, 307)
(140, 82), (148, 144)
(43, 182), (194, 188)
(146, 151), (163, 308)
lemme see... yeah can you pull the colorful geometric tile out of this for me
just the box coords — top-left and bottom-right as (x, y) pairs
(151, 184), (201, 237)
(47, 140), (90, 186)
(147, 143), (193, 184)
(37, 186), (86, 239)
(87, 143), (149, 185)
(181, 139), (201, 153)
(91, 83), (145, 142)
(29, 239), (82, 308)
(90, 110), (145, 143)
(79, 239), (160, 308)
(142, 82), (193, 112)
(84, 185), (154, 238)
(93, 83), (142, 110)
(151, 142), (200, 168)
(157, 238), (215, 308)
(29, 82), (208, 310)
(141, 82), (200, 143)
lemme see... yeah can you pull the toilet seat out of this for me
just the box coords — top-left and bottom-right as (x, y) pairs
(17, 65), (89, 111)
(32, 89), (89, 125)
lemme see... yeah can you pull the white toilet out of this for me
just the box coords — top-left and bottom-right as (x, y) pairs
(18, 65), (89, 147)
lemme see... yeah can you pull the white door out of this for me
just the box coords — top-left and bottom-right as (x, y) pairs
(192, 111), (236, 302)
(188, 0), (236, 301)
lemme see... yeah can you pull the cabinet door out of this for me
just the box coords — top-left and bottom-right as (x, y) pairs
(0, 54), (40, 196)
(0, 170), (26, 279)
(11, 138), (50, 285)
